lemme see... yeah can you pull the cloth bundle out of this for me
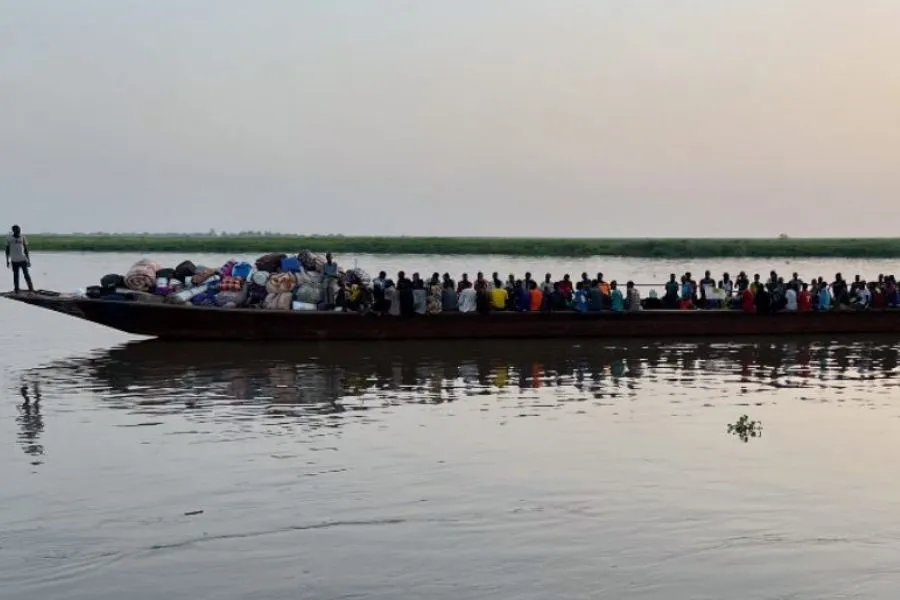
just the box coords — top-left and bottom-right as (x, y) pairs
(219, 276), (244, 292)
(298, 250), (326, 272)
(191, 292), (216, 307)
(294, 282), (323, 305)
(250, 271), (270, 286)
(246, 283), (268, 306)
(214, 289), (247, 308)
(264, 292), (293, 310)
(266, 272), (298, 294)
(255, 253), (286, 273)
(125, 260), (161, 292)
(218, 260), (238, 277)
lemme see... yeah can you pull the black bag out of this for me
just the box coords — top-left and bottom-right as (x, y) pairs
(174, 261), (197, 282)
(156, 268), (176, 279)
(100, 273), (125, 289)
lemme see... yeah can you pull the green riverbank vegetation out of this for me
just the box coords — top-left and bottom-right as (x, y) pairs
(26, 234), (900, 258)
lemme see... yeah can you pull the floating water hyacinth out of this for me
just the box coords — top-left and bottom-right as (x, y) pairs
(727, 415), (763, 443)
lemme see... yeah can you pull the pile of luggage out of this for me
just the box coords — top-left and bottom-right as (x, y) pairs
(83, 251), (371, 311)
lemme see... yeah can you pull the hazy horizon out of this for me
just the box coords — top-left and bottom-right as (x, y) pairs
(4, 1), (900, 237)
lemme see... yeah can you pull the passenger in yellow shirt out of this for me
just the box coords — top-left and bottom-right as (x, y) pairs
(490, 285), (509, 310)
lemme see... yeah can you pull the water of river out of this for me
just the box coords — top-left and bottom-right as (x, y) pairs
(3, 253), (900, 599)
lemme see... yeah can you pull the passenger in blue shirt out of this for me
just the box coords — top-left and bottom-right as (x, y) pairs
(515, 280), (531, 311)
(573, 283), (588, 313)
(610, 281), (625, 312)
(817, 286), (832, 311)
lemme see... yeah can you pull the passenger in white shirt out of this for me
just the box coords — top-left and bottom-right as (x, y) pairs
(458, 287), (478, 313)
(784, 287), (798, 312)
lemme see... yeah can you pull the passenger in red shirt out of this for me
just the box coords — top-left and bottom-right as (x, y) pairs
(798, 283), (812, 312)
(529, 281), (543, 312)
(741, 288), (756, 313)
(872, 283), (885, 309)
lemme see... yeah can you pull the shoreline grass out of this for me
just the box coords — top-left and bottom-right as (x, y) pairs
(25, 234), (900, 258)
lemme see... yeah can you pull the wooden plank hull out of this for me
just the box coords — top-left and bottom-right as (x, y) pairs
(5, 292), (900, 341)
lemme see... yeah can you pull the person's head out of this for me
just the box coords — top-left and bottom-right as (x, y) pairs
(626, 281), (634, 289)
(597, 272), (604, 281)
(576, 281), (583, 290)
(492, 271), (499, 280)
(431, 273), (440, 285)
(525, 271), (532, 280)
(581, 272), (589, 280)
(545, 273), (551, 282)
(326, 252), (333, 263)
(705, 270), (711, 278)
(723, 272), (730, 280)
(515, 279), (523, 289)
(529, 281), (537, 290)
(564, 274), (571, 281)
(379, 271), (386, 279)
(610, 280), (618, 289)
(398, 270), (405, 280)
(11, 225), (20, 236)
(477, 271), (484, 280)
(802, 282), (808, 291)
(462, 273), (469, 281)
(754, 274), (760, 282)
(412, 272), (420, 280)
(669, 273), (676, 281)
(855, 274), (861, 282)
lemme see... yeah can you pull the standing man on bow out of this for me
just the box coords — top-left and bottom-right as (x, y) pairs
(6, 225), (35, 294)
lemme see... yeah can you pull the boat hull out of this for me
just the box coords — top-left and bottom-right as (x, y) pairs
(5, 291), (900, 341)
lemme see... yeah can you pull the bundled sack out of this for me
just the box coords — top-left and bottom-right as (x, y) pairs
(250, 271), (270, 287)
(255, 253), (286, 273)
(298, 250), (326, 272)
(246, 282), (268, 307)
(281, 256), (302, 273)
(231, 262), (253, 280)
(100, 273), (125, 289)
(125, 259), (161, 292)
(219, 260), (238, 277)
(192, 268), (218, 286)
(264, 292), (293, 310)
(174, 260), (197, 282)
(214, 289), (247, 308)
(294, 282), (323, 305)
(266, 272), (298, 294)
(191, 292), (216, 307)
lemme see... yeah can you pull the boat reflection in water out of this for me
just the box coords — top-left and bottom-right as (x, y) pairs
(23, 336), (900, 427)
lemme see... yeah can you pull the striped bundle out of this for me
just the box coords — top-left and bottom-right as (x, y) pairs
(219, 276), (244, 292)
(266, 272), (298, 294)
(125, 260), (161, 292)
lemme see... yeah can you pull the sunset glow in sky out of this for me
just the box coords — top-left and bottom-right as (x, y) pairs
(3, 1), (900, 236)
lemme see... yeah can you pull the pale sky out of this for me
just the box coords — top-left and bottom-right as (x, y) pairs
(3, 1), (900, 236)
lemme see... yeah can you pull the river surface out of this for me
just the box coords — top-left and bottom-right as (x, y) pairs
(3, 253), (900, 599)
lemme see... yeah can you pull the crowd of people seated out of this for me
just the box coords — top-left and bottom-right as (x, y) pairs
(335, 268), (900, 315)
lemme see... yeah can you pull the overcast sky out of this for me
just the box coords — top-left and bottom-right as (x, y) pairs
(3, 1), (900, 236)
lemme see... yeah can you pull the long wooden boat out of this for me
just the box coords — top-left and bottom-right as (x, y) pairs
(5, 290), (900, 341)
